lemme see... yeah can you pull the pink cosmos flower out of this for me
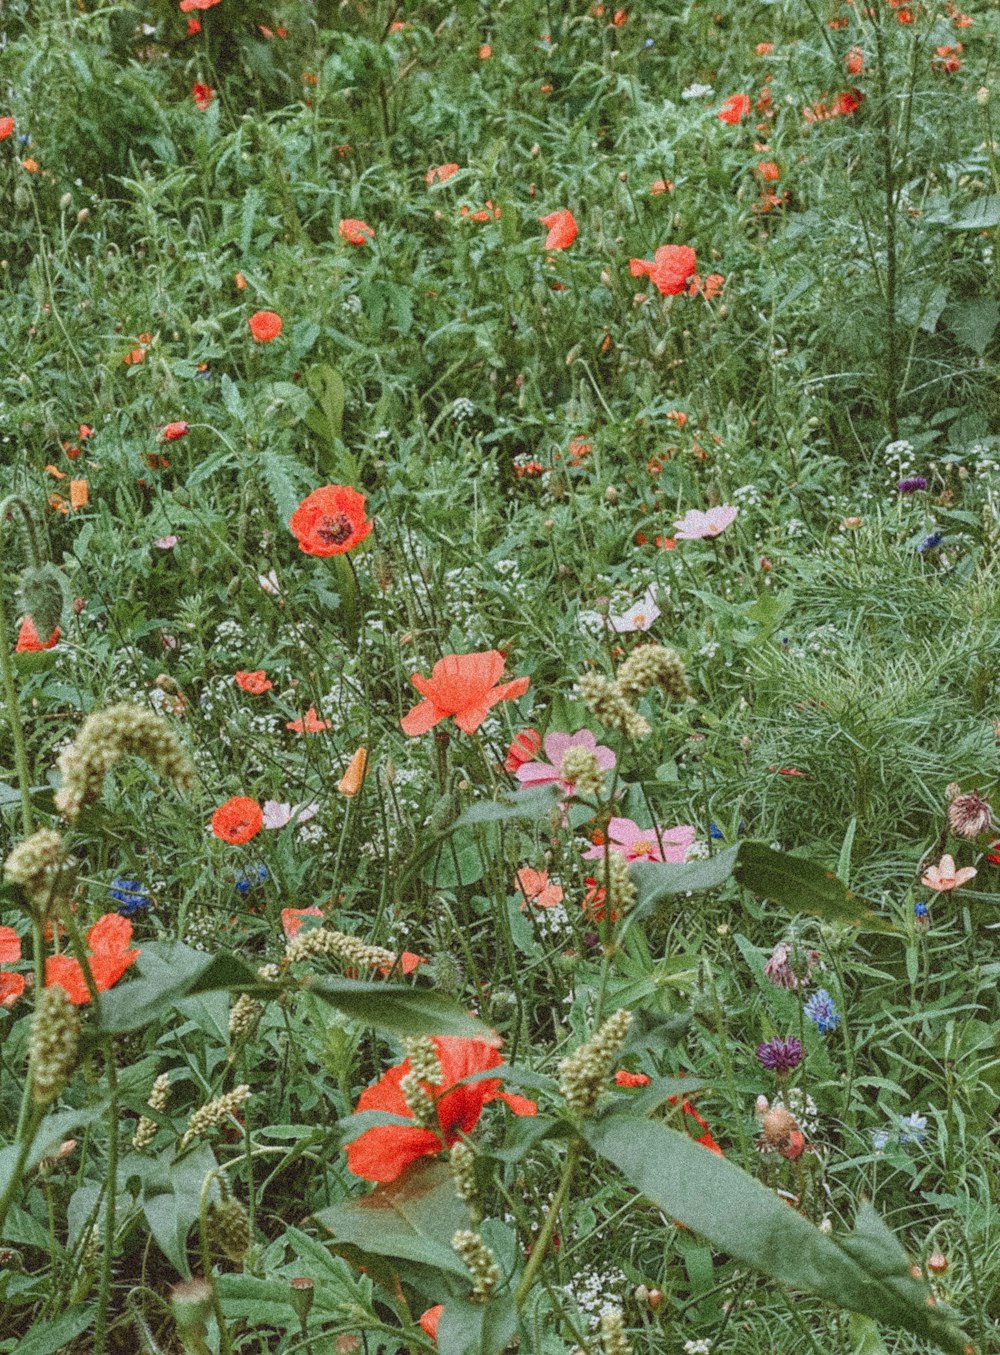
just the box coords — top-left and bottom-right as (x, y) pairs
(921, 854), (976, 892)
(583, 817), (696, 863)
(155, 535), (178, 550)
(516, 729), (616, 794)
(262, 800), (320, 830)
(608, 584), (660, 633)
(673, 505), (739, 539)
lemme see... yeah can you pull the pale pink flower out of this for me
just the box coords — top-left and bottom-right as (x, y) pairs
(262, 799), (320, 830)
(155, 535), (178, 550)
(516, 729), (616, 794)
(608, 585), (660, 633)
(673, 505), (739, 540)
(583, 817), (696, 863)
(921, 854), (976, 892)
(258, 571), (281, 595)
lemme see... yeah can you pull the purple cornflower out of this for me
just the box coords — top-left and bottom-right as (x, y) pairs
(896, 476), (928, 494)
(756, 1036), (803, 1074)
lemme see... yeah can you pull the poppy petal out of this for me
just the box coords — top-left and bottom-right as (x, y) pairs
(0, 926), (21, 964)
(401, 698), (445, 736)
(345, 1124), (444, 1182)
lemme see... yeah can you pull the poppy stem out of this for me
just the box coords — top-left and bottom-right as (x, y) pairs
(0, 494), (43, 838)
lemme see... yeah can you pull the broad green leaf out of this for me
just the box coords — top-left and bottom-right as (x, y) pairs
(315, 1161), (472, 1276)
(0, 1102), (110, 1224)
(631, 847), (739, 919)
(942, 299), (1000, 356)
(945, 195), (1000, 229)
(9, 1306), (94, 1355)
(141, 1142), (218, 1276)
(734, 843), (892, 931)
(305, 976), (498, 1041)
(585, 1117), (970, 1354)
(96, 942), (262, 1033)
(438, 1293), (518, 1355)
(454, 786), (562, 827)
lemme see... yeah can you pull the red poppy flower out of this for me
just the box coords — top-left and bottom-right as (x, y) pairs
(248, 310), (282, 342)
(211, 797), (264, 844)
(420, 1306), (444, 1341)
(281, 906), (324, 939)
(504, 728), (542, 773)
(376, 951), (425, 977)
(689, 272), (725, 300)
(179, 0), (221, 11)
(756, 42), (774, 55)
(650, 178), (673, 195)
(192, 83), (213, 110)
(614, 1070), (651, 1087)
(0, 117), (14, 141)
(339, 218), (375, 245)
(756, 160), (780, 182)
(479, 43), (492, 59)
(234, 670), (272, 694)
(16, 618), (60, 653)
(346, 1037), (536, 1182)
(834, 88), (864, 115)
(289, 484), (372, 556)
(0, 927), (25, 1008)
(539, 209), (578, 250)
(630, 244), (697, 297)
(401, 651), (530, 737)
(45, 914), (140, 1006)
(426, 163), (459, 184)
(718, 93), (752, 124)
(162, 421), (190, 441)
(187, 17), (201, 33)
(286, 705), (331, 734)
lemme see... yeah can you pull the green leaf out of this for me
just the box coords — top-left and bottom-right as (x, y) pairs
(942, 299), (1000, 356)
(305, 976), (499, 1041)
(96, 942), (262, 1033)
(438, 1293), (518, 1355)
(140, 1142), (218, 1276)
(315, 1161), (472, 1276)
(454, 786), (562, 827)
(585, 1117), (970, 1355)
(8, 1306), (94, 1355)
(631, 847), (739, 919)
(945, 195), (1000, 229)
(734, 843), (892, 931)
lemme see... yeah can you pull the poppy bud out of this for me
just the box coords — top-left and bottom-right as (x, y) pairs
(73, 597), (86, 614)
(227, 577), (240, 598)
(604, 485), (618, 502)
(77, 208), (90, 223)
(170, 1279), (213, 1334)
(60, 192), (72, 210)
(977, 86), (990, 105)
(647, 1289), (663, 1310)
(633, 1284), (649, 1304)
(928, 1252), (948, 1275)
(290, 1277), (314, 1325)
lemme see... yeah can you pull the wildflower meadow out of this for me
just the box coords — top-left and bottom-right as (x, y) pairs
(2, 0), (1000, 1352)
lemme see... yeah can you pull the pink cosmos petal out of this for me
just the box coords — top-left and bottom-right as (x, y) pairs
(609, 585), (661, 633)
(673, 505), (739, 540)
(516, 762), (560, 787)
(155, 535), (178, 550)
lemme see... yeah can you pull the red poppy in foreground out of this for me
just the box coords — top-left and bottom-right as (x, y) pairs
(426, 163), (459, 184)
(401, 651), (530, 737)
(290, 484), (372, 556)
(346, 1037), (536, 1182)
(629, 244), (697, 296)
(718, 93), (752, 124)
(248, 310), (282, 342)
(211, 797), (264, 844)
(339, 217), (375, 245)
(539, 208), (578, 250)
(45, 914), (140, 1006)
(16, 617), (60, 653)
(504, 728), (542, 773)
(0, 117), (14, 141)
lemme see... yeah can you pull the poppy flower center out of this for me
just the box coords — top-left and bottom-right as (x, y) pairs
(317, 512), (354, 546)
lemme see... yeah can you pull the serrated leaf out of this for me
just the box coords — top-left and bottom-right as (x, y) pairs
(585, 1116), (970, 1354)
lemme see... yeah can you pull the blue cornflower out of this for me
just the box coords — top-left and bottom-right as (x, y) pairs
(235, 864), (268, 896)
(898, 1113), (927, 1145)
(917, 531), (943, 553)
(643, 37), (655, 47)
(110, 878), (150, 917)
(803, 988), (840, 1033)
(870, 1129), (890, 1152)
(914, 900), (929, 920)
(709, 822), (724, 840)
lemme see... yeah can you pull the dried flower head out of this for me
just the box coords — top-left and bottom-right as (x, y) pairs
(947, 791), (992, 839)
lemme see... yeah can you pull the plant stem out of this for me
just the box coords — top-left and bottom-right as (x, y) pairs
(515, 1138), (582, 1307)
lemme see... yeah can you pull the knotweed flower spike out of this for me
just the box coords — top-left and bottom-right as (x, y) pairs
(55, 704), (195, 820)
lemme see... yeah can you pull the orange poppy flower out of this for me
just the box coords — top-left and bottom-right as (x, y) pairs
(346, 1037), (535, 1182)
(0, 927), (25, 1008)
(21, 157), (39, 173)
(70, 480), (88, 511)
(286, 706), (331, 734)
(289, 484), (372, 556)
(420, 1307), (444, 1341)
(0, 118), (14, 141)
(45, 914), (140, 1006)
(614, 1070), (651, 1087)
(630, 244), (697, 296)
(755, 42), (774, 55)
(689, 272), (725, 299)
(337, 746), (367, 796)
(234, 271), (247, 290)
(248, 310), (282, 342)
(504, 728), (542, 773)
(234, 670), (272, 694)
(401, 651), (530, 737)
(339, 218), (375, 245)
(281, 906), (324, 939)
(16, 618), (60, 653)
(757, 160), (780, 181)
(211, 797), (264, 844)
(718, 93), (752, 124)
(192, 83), (213, 110)
(515, 867), (564, 909)
(187, 17), (201, 33)
(179, 0), (221, 10)
(479, 43), (492, 59)
(650, 178), (673, 195)
(539, 208), (578, 250)
(426, 163), (459, 184)
(162, 421), (189, 441)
